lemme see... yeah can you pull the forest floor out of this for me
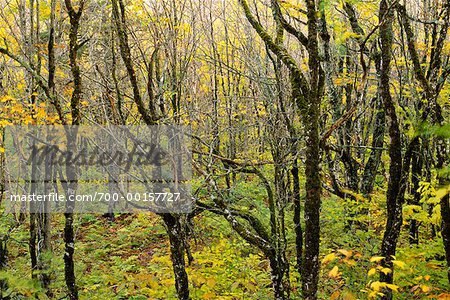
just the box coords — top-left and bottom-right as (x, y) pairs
(2, 191), (449, 299)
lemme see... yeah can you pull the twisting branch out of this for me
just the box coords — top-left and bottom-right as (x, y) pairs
(396, 4), (433, 97)
(271, 0), (308, 47)
(65, 0), (85, 125)
(238, 0), (310, 97)
(193, 160), (273, 254)
(397, 2), (446, 124)
(111, 0), (157, 125)
(320, 105), (358, 147)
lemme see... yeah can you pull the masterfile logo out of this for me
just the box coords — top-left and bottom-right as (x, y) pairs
(3, 125), (192, 214)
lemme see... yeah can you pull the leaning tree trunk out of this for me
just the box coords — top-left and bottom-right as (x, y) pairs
(0, 238), (7, 299)
(29, 140), (38, 278)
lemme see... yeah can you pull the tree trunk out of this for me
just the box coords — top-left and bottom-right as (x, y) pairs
(0, 235), (9, 299)
(268, 254), (287, 300)
(378, 1), (403, 299)
(162, 214), (190, 300)
(63, 1), (85, 298)
(301, 117), (321, 300)
(361, 96), (386, 197)
(409, 141), (422, 245)
(29, 142), (38, 278)
(441, 194), (450, 283)
(39, 141), (53, 295)
(292, 159), (303, 276)
(111, 0), (156, 125)
(301, 1), (322, 299)
(111, 1), (192, 298)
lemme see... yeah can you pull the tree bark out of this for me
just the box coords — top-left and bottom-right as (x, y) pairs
(397, 1), (450, 283)
(378, 1), (404, 299)
(111, 0), (156, 125)
(162, 214), (190, 300)
(268, 253), (287, 300)
(238, 1), (322, 298)
(441, 194), (450, 283)
(301, 1), (322, 299)
(29, 142), (38, 278)
(110, 1), (192, 298)
(63, 1), (85, 299)
(409, 141), (422, 245)
(292, 159), (303, 276)
(361, 97), (386, 197)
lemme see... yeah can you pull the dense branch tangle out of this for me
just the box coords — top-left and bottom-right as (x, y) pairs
(238, 0), (323, 299)
(0, 0), (449, 299)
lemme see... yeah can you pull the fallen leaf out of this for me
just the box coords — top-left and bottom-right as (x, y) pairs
(328, 266), (340, 279)
(322, 253), (337, 264)
(420, 285), (431, 293)
(330, 290), (340, 300)
(338, 249), (353, 258)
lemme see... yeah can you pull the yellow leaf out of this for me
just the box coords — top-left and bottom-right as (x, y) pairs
(202, 292), (216, 299)
(322, 253), (337, 264)
(436, 185), (450, 200)
(0, 120), (12, 127)
(0, 95), (14, 103)
(328, 266), (340, 279)
(386, 284), (399, 292)
(330, 290), (340, 300)
(426, 262), (440, 269)
(368, 268), (377, 276)
(370, 256), (385, 263)
(344, 259), (357, 266)
(370, 281), (385, 291)
(421, 285), (431, 293)
(206, 278), (216, 287)
(338, 249), (353, 258)
(380, 267), (391, 275)
(392, 260), (406, 269)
